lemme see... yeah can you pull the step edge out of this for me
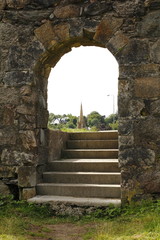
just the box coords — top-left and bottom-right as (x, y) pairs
(63, 149), (119, 151)
(48, 159), (119, 162)
(43, 172), (121, 175)
(28, 195), (121, 206)
(67, 140), (118, 142)
(37, 183), (121, 187)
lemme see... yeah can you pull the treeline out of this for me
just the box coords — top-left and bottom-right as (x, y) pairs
(48, 111), (118, 131)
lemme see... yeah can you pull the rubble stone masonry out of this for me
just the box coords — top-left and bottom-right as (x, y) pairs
(0, 0), (160, 202)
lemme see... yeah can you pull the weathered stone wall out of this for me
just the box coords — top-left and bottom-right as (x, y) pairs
(48, 130), (69, 161)
(0, 0), (160, 202)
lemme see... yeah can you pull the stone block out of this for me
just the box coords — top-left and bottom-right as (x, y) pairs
(137, 10), (160, 37)
(38, 94), (46, 109)
(28, 0), (57, 8)
(117, 39), (149, 64)
(19, 130), (37, 150)
(0, 87), (19, 105)
(151, 39), (160, 64)
(3, 71), (31, 87)
(52, 23), (70, 42)
(113, 0), (145, 17)
(129, 100), (145, 118)
(119, 98), (146, 119)
(150, 100), (160, 117)
(19, 115), (36, 130)
(0, 128), (17, 145)
(118, 119), (133, 135)
(2, 105), (15, 126)
(94, 16), (123, 45)
(119, 80), (133, 97)
(0, 106), (3, 126)
(20, 86), (32, 96)
(40, 129), (47, 146)
(120, 64), (160, 79)
(0, 0), (6, 9)
(48, 130), (69, 161)
(107, 31), (129, 55)
(1, 149), (36, 166)
(20, 187), (36, 200)
(54, 5), (80, 18)
(134, 77), (160, 98)
(0, 52), (5, 76)
(18, 166), (36, 187)
(118, 80), (134, 117)
(83, 19), (98, 39)
(67, 18), (83, 38)
(34, 21), (55, 48)
(84, 1), (112, 16)
(8, 46), (35, 70)
(36, 109), (49, 128)
(119, 148), (155, 168)
(36, 164), (46, 183)
(27, 40), (45, 60)
(22, 90), (37, 105)
(61, 0), (82, 3)
(148, 0), (160, 10)
(134, 117), (160, 148)
(139, 170), (160, 193)
(121, 180), (144, 203)
(0, 23), (18, 48)
(6, 0), (30, 9)
(0, 166), (17, 178)
(118, 96), (131, 117)
(16, 104), (36, 116)
(119, 135), (134, 151)
(35, 21), (70, 48)
(37, 147), (48, 165)
(4, 9), (52, 25)
(0, 180), (10, 195)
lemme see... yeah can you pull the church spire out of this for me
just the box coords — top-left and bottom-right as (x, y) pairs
(77, 103), (85, 129)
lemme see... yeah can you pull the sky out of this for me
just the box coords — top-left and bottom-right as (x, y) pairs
(48, 46), (119, 117)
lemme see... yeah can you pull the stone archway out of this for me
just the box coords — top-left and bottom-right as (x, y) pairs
(0, 0), (160, 203)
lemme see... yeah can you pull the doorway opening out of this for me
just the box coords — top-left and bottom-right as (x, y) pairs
(47, 46), (119, 131)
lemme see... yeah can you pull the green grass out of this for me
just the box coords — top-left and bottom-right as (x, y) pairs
(60, 127), (98, 132)
(1, 196), (160, 240)
(91, 201), (160, 240)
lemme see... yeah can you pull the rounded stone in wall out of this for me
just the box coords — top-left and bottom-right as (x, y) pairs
(0, 180), (10, 195)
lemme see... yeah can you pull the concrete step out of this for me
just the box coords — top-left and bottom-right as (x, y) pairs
(43, 172), (121, 184)
(47, 159), (120, 172)
(62, 149), (118, 159)
(36, 183), (121, 198)
(67, 140), (118, 149)
(69, 131), (118, 140)
(28, 195), (121, 207)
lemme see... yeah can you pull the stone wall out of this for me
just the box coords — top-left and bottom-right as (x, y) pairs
(0, 0), (160, 202)
(48, 130), (69, 161)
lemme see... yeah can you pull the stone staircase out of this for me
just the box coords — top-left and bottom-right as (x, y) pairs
(29, 131), (121, 207)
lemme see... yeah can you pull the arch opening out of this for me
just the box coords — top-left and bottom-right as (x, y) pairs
(47, 46), (119, 131)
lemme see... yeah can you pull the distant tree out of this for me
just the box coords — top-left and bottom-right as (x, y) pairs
(105, 113), (118, 124)
(66, 122), (76, 129)
(66, 114), (78, 126)
(105, 113), (118, 130)
(48, 112), (118, 131)
(48, 113), (78, 130)
(87, 111), (105, 130)
(109, 121), (118, 130)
